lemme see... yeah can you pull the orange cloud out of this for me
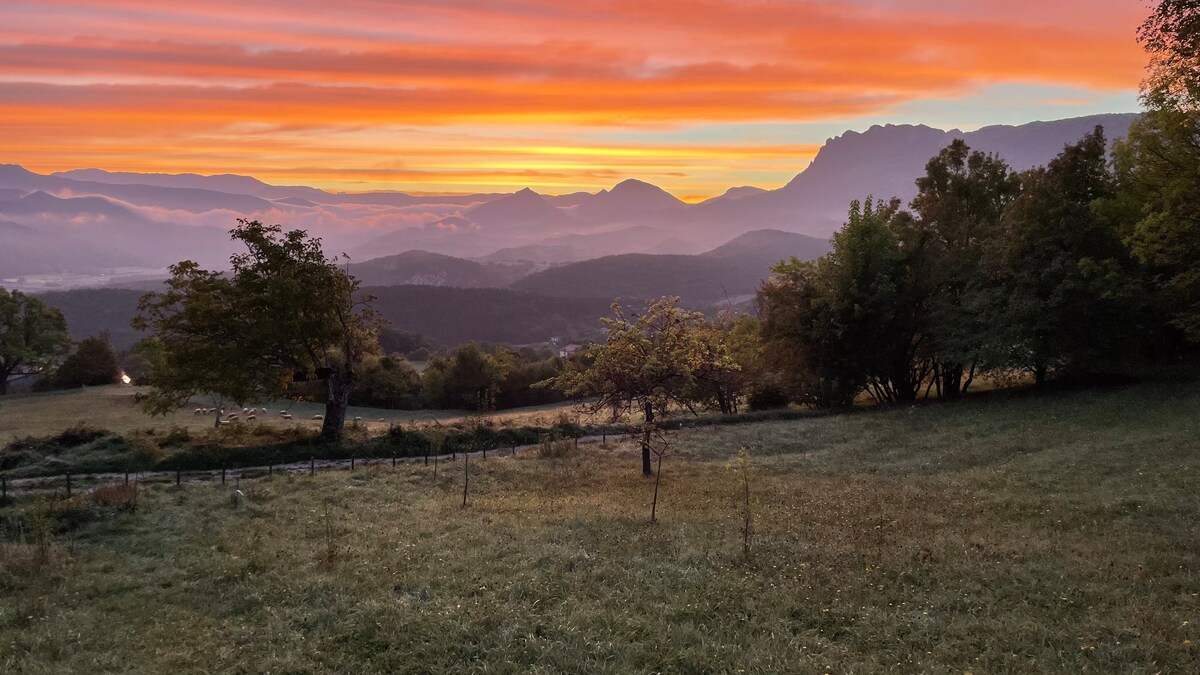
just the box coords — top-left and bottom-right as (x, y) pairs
(0, 0), (1145, 197)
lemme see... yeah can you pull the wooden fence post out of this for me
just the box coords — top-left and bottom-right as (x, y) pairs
(124, 472), (129, 485)
(268, 464), (273, 477)
(221, 467), (226, 485)
(310, 457), (315, 475)
(176, 470), (181, 486)
(392, 454), (397, 467)
(350, 457), (355, 471)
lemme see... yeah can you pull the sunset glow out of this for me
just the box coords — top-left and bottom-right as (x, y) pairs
(2, 0), (1145, 198)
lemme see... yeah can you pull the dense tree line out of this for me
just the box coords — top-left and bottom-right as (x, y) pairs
(555, 2), (1200, 421)
(344, 342), (575, 412)
(753, 1), (1200, 406)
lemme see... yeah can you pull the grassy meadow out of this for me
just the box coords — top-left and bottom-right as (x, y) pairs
(2, 380), (1199, 672)
(0, 385), (577, 441)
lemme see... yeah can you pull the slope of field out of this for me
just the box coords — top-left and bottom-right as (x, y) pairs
(2, 380), (1197, 672)
(0, 385), (579, 442)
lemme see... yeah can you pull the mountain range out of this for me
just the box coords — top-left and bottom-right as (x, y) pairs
(0, 113), (1138, 286)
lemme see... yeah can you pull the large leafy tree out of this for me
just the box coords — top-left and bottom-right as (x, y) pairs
(0, 287), (71, 395)
(52, 333), (121, 388)
(134, 220), (380, 441)
(909, 140), (1019, 397)
(1116, 0), (1200, 344)
(1138, 0), (1200, 113)
(986, 128), (1144, 385)
(689, 313), (760, 415)
(760, 198), (929, 407)
(420, 343), (509, 411)
(551, 296), (729, 476)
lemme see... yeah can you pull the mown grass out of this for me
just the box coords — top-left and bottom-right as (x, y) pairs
(1, 380), (1198, 672)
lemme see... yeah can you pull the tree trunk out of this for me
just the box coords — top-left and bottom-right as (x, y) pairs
(0, 377), (8, 396)
(321, 373), (352, 443)
(941, 363), (963, 400)
(1034, 363), (1048, 389)
(213, 405), (222, 429)
(650, 452), (663, 522)
(641, 402), (654, 477)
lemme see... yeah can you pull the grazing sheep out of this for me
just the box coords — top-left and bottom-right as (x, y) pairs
(378, 418), (385, 423)
(226, 413), (239, 421)
(312, 414), (324, 420)
(354, 416), (363, 422)
(193, 408), (202, 415)
(247, 414), (257, 421)
(281, 414), (293, 420)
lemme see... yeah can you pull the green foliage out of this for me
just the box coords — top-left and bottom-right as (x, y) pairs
(0, 287), (71, 395)
(984, 127), (1146, 383)
(134, 220), (381, 442)
(421, 343), (507, 411)
(552, 297), (731, 420)
(909, 140), (1020, 397)
(688, 313), (759, 414)
(350, 355), (423, 409)
(760, 198), (925, 406)
(1115, 109), (1200, 344)
(550, 297), (735, 474)
(1138, 0), (1200, 113)
(42, 333), (121, 390)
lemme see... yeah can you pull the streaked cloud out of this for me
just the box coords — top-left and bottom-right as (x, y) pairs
(1, 0), (1144, 198)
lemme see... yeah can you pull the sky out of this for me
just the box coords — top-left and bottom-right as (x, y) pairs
(2, 0), (1147, 200)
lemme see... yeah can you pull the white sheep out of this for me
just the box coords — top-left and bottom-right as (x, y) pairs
(354, 416), (363, 422)
(226, 413), (240, 421)
(193, 408), (202, 415)
(281, 414), (293, 420)
(312, 414), (324, 420)
(247, 414), (257, 421)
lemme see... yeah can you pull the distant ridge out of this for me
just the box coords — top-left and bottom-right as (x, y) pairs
(0, 113), (1141, 282)
(510, 228), (831, 305)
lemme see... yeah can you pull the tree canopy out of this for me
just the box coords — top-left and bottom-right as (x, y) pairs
(51, 333), (121, 389)
(0, 287), (71, 395)
(134, 220), (380, 441)
(551, 297), (734, 475)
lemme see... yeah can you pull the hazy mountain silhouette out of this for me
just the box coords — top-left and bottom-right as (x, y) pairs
(0, 113), (1141, 283)
(510, 229), (830, 305)
(703, 186), (768, 203)
(348, 250), (534, 288)
(688, 112), (1139, 238)
(569, 178), (686, 222)
(460, 187), (576, 231)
